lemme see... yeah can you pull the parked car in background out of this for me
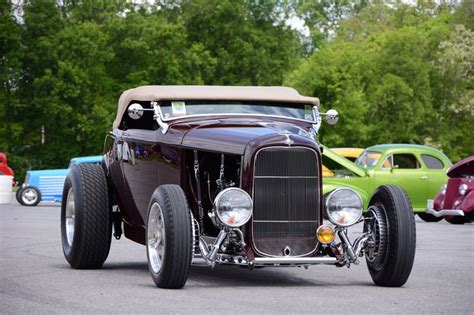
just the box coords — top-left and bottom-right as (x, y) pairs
(60, 85), (416, 289)
(0, 152), (14, 177)
(16, 156), (102, 206)
(332, 148), (364, 162)
(323, 144), (452, 221)
(323, 147), (363, 177)
(425, 155), (474, 224)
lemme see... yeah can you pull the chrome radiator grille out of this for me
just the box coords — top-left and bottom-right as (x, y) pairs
(252, 147), (320, 257)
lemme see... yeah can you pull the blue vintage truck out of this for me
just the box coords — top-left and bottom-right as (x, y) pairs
(16, 156), (102, 206)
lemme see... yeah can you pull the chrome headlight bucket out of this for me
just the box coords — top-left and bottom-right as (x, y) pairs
(459, 184), (468, 196)
(440, 184), (447, 195)
(214, 188), (253, 228)
(325, 188), (363, 227)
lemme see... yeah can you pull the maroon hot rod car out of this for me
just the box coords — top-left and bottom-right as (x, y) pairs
(60, 86), (416, 289)
(426, 155), (474, 224)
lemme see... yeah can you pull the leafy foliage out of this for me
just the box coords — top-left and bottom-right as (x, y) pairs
(0, 0), (472, 181)
(286, 2), (473, 161)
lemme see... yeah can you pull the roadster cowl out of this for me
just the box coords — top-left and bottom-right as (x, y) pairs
(60, 86), (416, 289)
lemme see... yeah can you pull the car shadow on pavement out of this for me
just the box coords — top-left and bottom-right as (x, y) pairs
(102, 261), (149, 271)
(186, 265), (362, 288)
(54, 261), (373, 288)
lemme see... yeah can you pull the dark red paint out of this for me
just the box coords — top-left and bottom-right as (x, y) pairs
(104, 116), (324, 257)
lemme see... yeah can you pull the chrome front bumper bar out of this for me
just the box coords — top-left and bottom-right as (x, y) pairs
(253, 257), (337, 266)
(192, 255), (338, 267)
(426, 199), (464, 217)
(426, 208), (464, 217)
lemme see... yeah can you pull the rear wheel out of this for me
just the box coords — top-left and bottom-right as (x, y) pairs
(17, 186), (41, 206)
(365, 185), (416, 287)
(445, 216), (466, 225)
(417, 212), (442, 222)
(61, 164), (112, 269)
(15, 187), (23, 205)
(146, 185), (192, 289)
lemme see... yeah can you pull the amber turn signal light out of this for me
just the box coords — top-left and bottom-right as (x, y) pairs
(317, 225), (335, 244)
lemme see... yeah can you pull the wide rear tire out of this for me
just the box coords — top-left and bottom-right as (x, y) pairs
(61, 164), (112, 269)
(365, 185), (416, 287)
(146, 185), (192, 289)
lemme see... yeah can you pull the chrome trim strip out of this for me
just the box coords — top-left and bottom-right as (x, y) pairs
(253, 220), (319, 223)
(426, 208), (465, 217)
(253, 257), (336, 265)
(254, 175), (318, 179)
(251, 146), (320, 258)
(162, 113), (316, 124)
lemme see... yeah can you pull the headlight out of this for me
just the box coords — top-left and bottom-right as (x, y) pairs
(325, 188), (363, 227)
(459, 184), (468, 196)
(214, 188), (253, 228)
(440, 184), (447, 195)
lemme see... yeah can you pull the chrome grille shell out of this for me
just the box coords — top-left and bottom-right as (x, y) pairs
(251, 146), (320, 257)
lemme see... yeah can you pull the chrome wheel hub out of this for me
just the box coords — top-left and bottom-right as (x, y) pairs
(65, 188), (75, 247)
(147, 202), (166, 274)
(365, 205), (388, 270)
(22, 188), (38, 205)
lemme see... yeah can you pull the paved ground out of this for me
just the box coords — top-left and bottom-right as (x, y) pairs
(1, 195), (473, 314)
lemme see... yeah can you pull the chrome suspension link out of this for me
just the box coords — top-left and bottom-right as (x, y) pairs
(198, 229), (228, 268)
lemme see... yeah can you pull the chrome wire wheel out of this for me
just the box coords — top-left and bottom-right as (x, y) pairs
(22, 188), (38, 205)
(65, 187), (75, 247)
(365, 204), (388, 271)
(147, 202), (166, 274)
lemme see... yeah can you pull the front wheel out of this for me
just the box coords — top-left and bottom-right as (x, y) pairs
(146, 185), (192, 289)
(365, 185), (416, 287)
(417, 212), (442, 222)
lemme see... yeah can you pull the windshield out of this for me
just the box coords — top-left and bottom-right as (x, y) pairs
(355, 150), (382, 168)
(159, 100), (315, 121)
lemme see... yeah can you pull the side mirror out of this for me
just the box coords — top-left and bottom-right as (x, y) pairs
(127, 103), (144, 120)
(390, 165), (399, 172)
(311, 106), (339, 135)
(325, 109), (339, 125)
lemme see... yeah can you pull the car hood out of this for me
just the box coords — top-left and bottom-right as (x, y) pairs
(322, 145), (367, 177)
(447, 155), (474, 178)
(180, 119), (315, 155)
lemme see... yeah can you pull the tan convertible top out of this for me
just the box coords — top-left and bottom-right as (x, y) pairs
(113, 85), (320, 129)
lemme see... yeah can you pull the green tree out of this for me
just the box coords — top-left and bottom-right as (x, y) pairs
(0, 0), (27, 178)
(182, 0), (302, 85)
(16, 0), (64, 170)
(432, 24), (474, 160)
(286, 4), (472, 161)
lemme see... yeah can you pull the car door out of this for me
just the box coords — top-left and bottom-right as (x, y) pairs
(373, 152), (427, 211)
(121, 131), (159, 224)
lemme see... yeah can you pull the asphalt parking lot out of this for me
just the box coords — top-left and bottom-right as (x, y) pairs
(1, 195), (473, 314)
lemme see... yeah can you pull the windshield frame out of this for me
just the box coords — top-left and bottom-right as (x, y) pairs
(158, 100), (317, 123)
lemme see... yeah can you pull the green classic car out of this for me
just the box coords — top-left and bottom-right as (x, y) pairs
(322, 144), (452, 221)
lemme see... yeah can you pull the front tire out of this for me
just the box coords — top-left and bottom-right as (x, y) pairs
(417, 212), (442, 222)
(17, 186), (41, 206)
(146, 185), (192, 289)
(61, 164), (112, 269)
(365, 185), (416, 287)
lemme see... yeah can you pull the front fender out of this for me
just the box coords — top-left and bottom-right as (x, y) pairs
(459, 191), (474, 213)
